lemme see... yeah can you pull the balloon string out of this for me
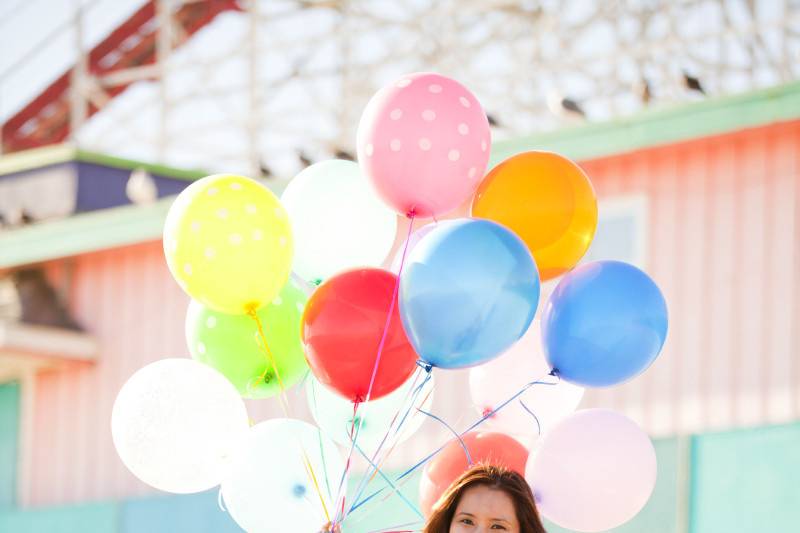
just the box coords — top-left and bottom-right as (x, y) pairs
(416, 407), (473, 465)
(345, 360), (431, 517)
(361, 212), (416, 404)
(248, 307), (331, 525)
(345, 367), (432, 517)
(392, 367), (433, 437)
(518, 399), (542, 436)
(349, 373), (559, 514)
(349, 440), (424, 520)
(303, 448), (332, 525)
(331, 213), (417, 527)
(246, 306), (290, 415)
(312, 392), (335, 501)
(396, 373), (558, 481)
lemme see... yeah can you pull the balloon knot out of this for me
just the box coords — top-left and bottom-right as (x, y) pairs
(416, 360), (433, 373)
(482, 407), (495, 419)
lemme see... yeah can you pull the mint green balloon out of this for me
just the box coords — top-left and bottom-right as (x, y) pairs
(186, 279), (309, 399)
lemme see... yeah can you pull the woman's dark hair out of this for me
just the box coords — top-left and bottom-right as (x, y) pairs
(423, 463), (546, 533)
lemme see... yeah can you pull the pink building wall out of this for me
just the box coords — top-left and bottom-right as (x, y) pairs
(22, 119), (800, 507)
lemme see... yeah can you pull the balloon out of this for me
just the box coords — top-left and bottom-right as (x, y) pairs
(307, 371), (434, 454)
(281, 160), (397, 283)
(542, 260), (668, 387)
(163, 174), (293, 314)
(420, 432), (528, 516)
(111, 358), (249, 494)
(185, 278), (309, 399)
(222, 418), (344, 533)
(302, 268), (419, 402)
(389, 224), (438, 274)
(471, 151), (597, 281)
(526, 409), (657, 532)
(357, 72), (491, 217)
(469, 321), (583, 443)
(399, 218), (540, 369)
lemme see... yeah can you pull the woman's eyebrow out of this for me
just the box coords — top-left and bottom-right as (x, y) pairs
(456, 512), (476, 517)
(491, 518), (511, 523)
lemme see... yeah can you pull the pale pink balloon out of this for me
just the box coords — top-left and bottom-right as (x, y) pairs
(389, 224), (438, 273)
(357, 72), (491, 218)
(469, 321), (584, 444)
(526, 409), (657, 532)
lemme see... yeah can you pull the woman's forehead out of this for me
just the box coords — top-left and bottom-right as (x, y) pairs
(455, 484), (517, 518)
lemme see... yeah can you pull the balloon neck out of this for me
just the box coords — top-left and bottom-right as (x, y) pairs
(416, 360), (433, 373)
(548, 368), (559, 378)
(481, 407), (496, 419)
(405, 208), (417, 219)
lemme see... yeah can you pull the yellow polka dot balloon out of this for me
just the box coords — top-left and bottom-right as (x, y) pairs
(163, 175), (293, 314)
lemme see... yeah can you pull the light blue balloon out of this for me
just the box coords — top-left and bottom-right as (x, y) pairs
(399, 218), (540, 369)
(542, 260), (668, 387)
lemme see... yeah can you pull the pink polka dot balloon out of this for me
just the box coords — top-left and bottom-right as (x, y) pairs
(357, 72), (491, 218)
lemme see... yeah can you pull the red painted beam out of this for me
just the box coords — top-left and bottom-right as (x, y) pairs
(2, 0), (242, 153)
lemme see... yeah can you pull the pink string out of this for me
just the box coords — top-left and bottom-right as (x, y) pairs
(361, 213), (416, 404)
(332, 213), (417, 527)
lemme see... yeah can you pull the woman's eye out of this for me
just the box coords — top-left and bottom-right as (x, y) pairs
(490, 526), (508, 530)
(460, 518), (474, 525)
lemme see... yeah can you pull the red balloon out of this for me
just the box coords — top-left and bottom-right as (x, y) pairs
(419, 431), (529, 516)
(302, 268), (419, 402)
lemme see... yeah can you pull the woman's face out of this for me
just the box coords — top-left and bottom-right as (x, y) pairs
(449, 485), (519, 532)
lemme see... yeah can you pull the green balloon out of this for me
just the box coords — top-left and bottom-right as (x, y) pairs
(186, 279), (309, 399)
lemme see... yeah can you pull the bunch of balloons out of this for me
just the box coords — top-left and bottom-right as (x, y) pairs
(111, 71), (668, 533)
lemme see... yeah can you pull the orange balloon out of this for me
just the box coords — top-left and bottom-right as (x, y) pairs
(419, 431), (529, 516)
(471, 151), (597, 281)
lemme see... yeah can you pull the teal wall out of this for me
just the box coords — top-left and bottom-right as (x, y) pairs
(690, 423), (800, 533)
(0, 501), (117, 533)
(0, 424), (797, 532)
(0, 382), (20, 509)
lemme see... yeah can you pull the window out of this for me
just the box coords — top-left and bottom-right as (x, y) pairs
(581, 194), (648, 268)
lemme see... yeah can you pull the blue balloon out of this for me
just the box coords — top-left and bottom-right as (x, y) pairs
(399, 218), (540, 369)
(542, 260), (668, 387)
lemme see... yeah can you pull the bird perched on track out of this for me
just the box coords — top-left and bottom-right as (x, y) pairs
(548, 91), (587, 120)
(682, 70), (705, 95)
(635, 77), (653, 105)
(297, 149), (314, 168)
(333, 147), (355, 161)
(258, 159), (273, 178)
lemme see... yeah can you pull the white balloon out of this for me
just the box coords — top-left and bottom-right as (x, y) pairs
(281, 160), (398, 282)
(111, 358), (249, 494)
(222, 418), (345, 533)
(526, 409), (657, 532)
(307, 371), (434, 456)
(469, 321), (584, 444)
